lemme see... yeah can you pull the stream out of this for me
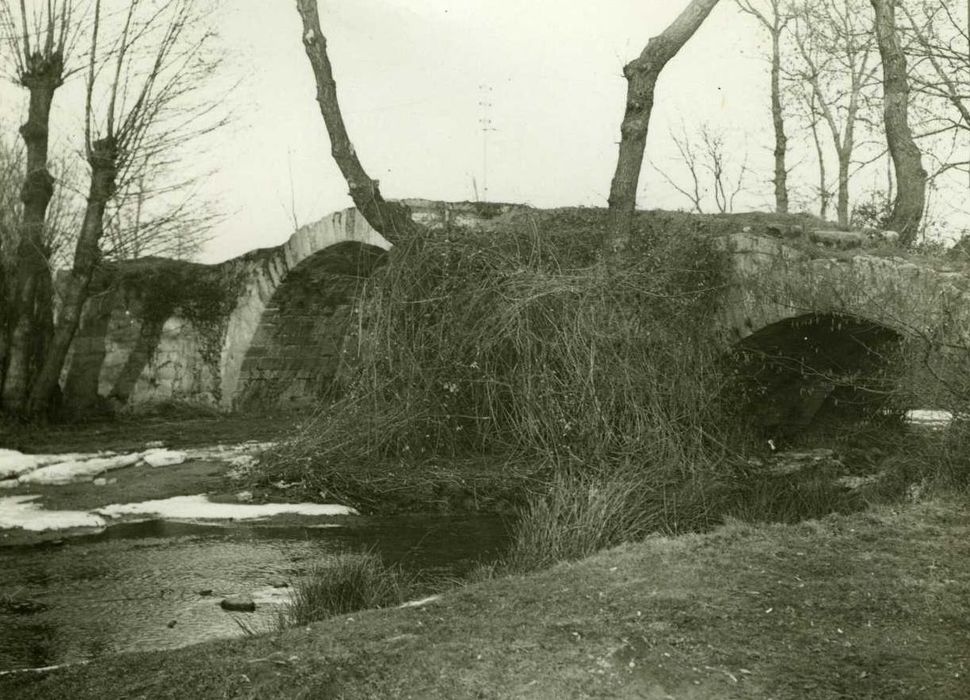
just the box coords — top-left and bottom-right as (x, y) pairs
(0, 513), (508, 673)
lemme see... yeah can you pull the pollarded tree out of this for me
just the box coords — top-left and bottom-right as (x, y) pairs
(24, 0), (224, 416)
(735, 0), (792, 214)
(604, 0), (722, 253)
(0, 0), (75, 411)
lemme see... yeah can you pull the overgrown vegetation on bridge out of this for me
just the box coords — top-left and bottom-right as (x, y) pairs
(259, 211), (753, 548)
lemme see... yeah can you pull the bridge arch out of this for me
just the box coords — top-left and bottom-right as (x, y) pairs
(217, 209), (390, 409)
(728, 312), (905, 440)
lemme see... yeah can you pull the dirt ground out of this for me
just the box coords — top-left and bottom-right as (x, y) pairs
(2, 497), (968, 699)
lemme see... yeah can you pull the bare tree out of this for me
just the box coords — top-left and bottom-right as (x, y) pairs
(735, 0), (791, 213)
(790, 0), (881, 228)
(0, 0), (74, 411)
(652, 126), (705, 213)
(900, 1), (970, 185)
(102, 168), (218, 261)
(870, 0), (927, 245)
(0, 132), (24, 272)
(25, 0), (223, 416)
(799, 87), (835, 218)
(295, 0), (418, 244)
(0, 134), (22, 382)
(651, 122), (750, 213)
(604, 0), (722, 253)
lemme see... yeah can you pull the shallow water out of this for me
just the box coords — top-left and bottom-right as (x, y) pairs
(0, 514), (508, 672)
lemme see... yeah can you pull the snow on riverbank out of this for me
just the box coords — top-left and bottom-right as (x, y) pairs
(0, 441), (275, 486)
(19, 454), (145, 485)
(0, 495), (107, 531)
(96, 495), (358, 519)
(0, 493), (356, 533)
(0, 449), (114, 480)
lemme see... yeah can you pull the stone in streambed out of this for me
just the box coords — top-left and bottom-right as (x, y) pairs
(220, 595), (255, 612)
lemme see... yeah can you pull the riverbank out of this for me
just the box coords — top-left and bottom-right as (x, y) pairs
(3, 496), (967, 699)
(3, 412), (530, 517)
(0, 411), (296, 454)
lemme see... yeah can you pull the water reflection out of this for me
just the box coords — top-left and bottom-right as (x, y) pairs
(0, 514), (507, 672)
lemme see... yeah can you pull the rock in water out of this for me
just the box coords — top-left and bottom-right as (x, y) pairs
(220, 595), (256, 612)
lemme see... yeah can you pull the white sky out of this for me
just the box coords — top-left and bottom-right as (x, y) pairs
(1, 1), (965, 263)
(200, 0), (766, 262)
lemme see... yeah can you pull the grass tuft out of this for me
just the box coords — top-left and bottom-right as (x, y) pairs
(277, 552), (413, 629)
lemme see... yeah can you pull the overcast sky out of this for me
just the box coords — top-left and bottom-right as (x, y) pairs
(3, 1), (960, 263)
(200, 0), (769, 262)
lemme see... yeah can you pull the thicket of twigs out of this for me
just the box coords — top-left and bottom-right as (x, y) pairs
(260, 211), (747, 513)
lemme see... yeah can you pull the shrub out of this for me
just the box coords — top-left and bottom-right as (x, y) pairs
(258, 209), (744, 511)
(251, 209), (770, 569)
(277, 552), (412, 629)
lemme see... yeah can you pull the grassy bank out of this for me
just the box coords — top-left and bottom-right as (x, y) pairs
(4, 497), (968, 699)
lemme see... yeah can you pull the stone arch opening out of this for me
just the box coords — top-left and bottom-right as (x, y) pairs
(728, 312), (905, 443)
(233, 241), (386, 410)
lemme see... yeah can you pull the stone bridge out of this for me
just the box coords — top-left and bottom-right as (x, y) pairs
(61, 203), (970, 420)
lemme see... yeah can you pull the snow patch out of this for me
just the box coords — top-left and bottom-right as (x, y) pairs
(0, 440), (273, 487)
(0, 495), (106, 531)
(96, 495), (358, 520)
(19, 453), (143, 485)
(141, 449), (187, 468)
(0, 450), (120, 479)
(0, 450), (44, 479)
(906, 409), (954, 426)
(185, 442), (275, 462)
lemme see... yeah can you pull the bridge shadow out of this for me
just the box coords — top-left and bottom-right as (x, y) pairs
(726, 313), (905, 445)
(233, 241), (386, 411)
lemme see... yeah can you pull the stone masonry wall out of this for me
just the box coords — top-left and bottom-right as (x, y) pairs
(55, 204), (970, 415)
(233, 250), (370, 409)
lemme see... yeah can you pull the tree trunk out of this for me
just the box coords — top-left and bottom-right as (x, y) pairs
(836, 152), (850, 228)
(605, 0), (721, 253)
(295, 0), (417, 244)
(2, 62), (63, 412)
(808, 111), (829, 219)
(871, 0), (927, 245)
(770, 29), (789, 214)
(25, 140), (116, 418)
